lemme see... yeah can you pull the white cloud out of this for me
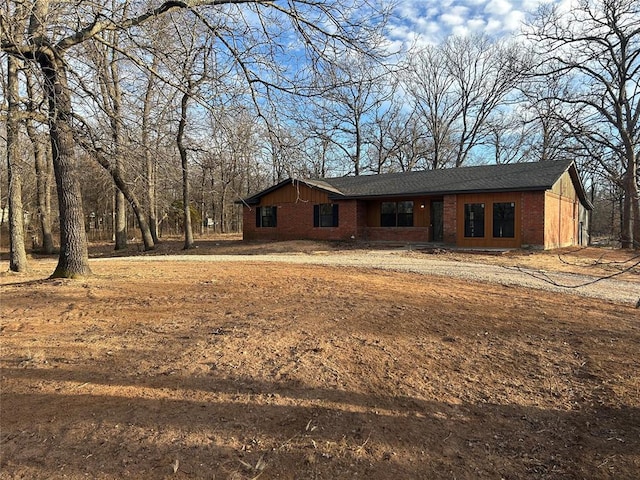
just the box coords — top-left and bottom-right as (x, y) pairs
(388, 0), (555, 47)
(503, 9), (526, 30)
(396, 3), (421, 20)
(440, 6), (470, 26)
(522, 0), (555, 9)
(485, 18), (504, 33)
(467, 17), (488, 31)
(440, 13), (466, 26)
(452, 25), (471, 36)
(485, 0), (513, 15)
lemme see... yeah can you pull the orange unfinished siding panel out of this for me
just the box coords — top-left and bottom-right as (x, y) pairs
(544, 192), (577, 249)
(456, 192), (522, 248)
(544, 172), (580, 249)
(260, 182), (330, 205)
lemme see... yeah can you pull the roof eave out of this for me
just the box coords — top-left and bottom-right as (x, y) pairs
(327, 186), (552, 200)
(566, 162), (594, 210)
(237, 178), (346, 205)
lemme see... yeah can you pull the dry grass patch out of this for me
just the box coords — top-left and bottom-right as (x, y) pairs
(1, 257), (638, 479)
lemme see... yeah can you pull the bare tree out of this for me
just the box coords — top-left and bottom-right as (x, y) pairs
(527, 0), (640, 248)
(2, 0), (94, 277)
(76, 38), (158, 251)
(405, 45), (458, 169)
(84, 28), (130, 250)
(405, 35), (525, 168)
(165, 18), (217, 249)
(445, 35), (525, 167)
(518, 74), (580, 164)
(484, 109), (531, 165)
(4, 2), (28, 271)
(1, 0), (388, 277)
(25, 71), (54, 254)
(141, 55), (161, 244)
(215, 108), (260, 232)
(360, 75), (429, 174)
(305, 52), (391, 176)
(6, 53), (28, 271)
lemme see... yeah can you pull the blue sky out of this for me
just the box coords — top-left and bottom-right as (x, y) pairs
(387, 0), (556, 46)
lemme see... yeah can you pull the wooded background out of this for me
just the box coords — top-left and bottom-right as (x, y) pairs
(1, 0), (638, 276)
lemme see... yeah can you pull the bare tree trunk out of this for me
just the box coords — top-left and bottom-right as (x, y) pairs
(619, 132), (639, 248)
(6, 55), (28, 272)
(142, 71), (159, 244)
(91, 152), (155, 251)
(27, 123), (55, 254)
(621, 156), (639, 248)
(220, 183), (227, 234)
(146, 155), (159, 243)
(114, 189), (127, 248)
(111, 57), (128, 250)
(178, 91), (194, 249)
(630, 156), (639, 249)
(354, 116), (361, 176)
(634, 184), (640, 248)
(200, 169), (206, 235)
(25, 75), (54, 254)
(39, 54), (91, 278)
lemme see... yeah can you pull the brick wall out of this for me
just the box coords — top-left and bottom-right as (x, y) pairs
(244, 189), (565, 249)
(242, 207), (259, 240)
(521, 191), (545, 247)
(442, 195), (457, 244)
(242, 200), (358, 241)
(363, 227), (430, 242)
(245, 199), (432, 243)
(356, 201), (367, 239)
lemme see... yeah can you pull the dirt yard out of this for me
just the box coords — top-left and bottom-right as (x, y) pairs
(1, 238), (639, 479)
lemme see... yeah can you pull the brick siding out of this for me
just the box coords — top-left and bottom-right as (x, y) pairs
(244, 190), (567, 249)
(243, 200), (358, 241)
(442, 195), (457, 244)
(363, 227), (430, 242)
(521, 192), (545, 247)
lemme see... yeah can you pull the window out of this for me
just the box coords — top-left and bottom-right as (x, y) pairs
(397, 201), (414, 226)
(381, 201), (414, 227)
(464, 203), (485, 237)
(493, 202), (515, 238)
(381, 202), (397, 227)
(314, 204), (339, 227)
(256, 206), (277, 227)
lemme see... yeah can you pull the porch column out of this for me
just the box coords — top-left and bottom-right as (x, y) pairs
(443, 195), (457, 245)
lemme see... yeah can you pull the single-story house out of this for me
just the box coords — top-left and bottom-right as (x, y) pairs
(238, 160), (593, 249)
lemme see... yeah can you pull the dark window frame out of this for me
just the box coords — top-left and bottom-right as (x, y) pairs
(256, 206), (277, 228)
(397, 201), (414, 227)
(380, 201), (414, 227)
(380, 202), (397, 227)
(314, 203), (339, 227)
(493, 202), (515, 238)
(464, 203), (485, 238)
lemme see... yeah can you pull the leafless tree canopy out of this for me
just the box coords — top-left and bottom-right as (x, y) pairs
(0, 0), (392, 277)
(525, 0), (640, 248)
(0, 0), (638, 279)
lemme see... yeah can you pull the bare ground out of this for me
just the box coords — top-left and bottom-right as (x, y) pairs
(1, 238), (639, 479)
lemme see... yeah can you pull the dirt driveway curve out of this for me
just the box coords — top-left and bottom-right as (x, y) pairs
(95, 250), (640, 306)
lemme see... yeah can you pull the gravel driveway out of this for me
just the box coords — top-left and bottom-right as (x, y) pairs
(97, 250), (640, 306)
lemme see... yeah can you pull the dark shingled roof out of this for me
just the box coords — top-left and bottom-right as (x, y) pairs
(242, 160), (592, 208)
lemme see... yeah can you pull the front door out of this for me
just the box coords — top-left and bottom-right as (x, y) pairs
(431, 200), (443, 242)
